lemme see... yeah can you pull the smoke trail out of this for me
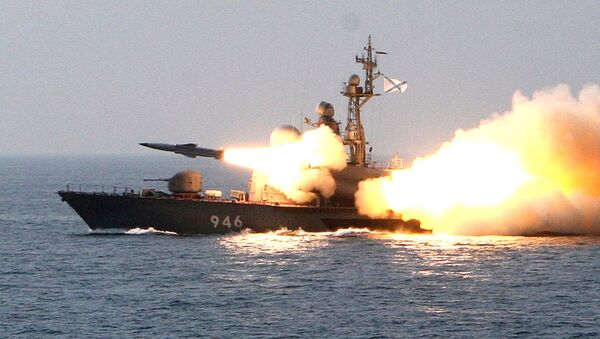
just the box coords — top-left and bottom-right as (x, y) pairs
(224, 125), (347, 203)
(356, 84), (600, 235)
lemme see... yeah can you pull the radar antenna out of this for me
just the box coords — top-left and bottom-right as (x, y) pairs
(342, 35), (383, 166)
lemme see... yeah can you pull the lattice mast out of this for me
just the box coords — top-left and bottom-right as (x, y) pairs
(343, 36), (383, 166)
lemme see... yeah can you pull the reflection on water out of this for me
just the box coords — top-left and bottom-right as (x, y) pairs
(219, 228), (332, 255)
(220, 227), (394, 255)
(221, 229), (600, 280)
(376, 233), (600, 283)
(222, 228), (600, 255)
(226, 231), (600, 338)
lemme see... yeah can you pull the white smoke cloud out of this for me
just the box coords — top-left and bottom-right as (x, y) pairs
(356, 84), (600, 235)
(224, 125), (347, 203)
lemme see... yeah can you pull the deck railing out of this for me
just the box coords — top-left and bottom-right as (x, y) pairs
(64, 183), (136, 195)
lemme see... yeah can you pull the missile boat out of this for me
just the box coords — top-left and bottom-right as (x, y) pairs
(59, 37), (430, 235)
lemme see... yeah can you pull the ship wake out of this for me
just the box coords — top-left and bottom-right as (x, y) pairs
(87, 227), (179, 236)
(125, 227), (179, 236)
(235, 227), (395, 238)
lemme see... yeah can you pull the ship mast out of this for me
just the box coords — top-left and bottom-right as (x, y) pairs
(343, 36), (382, 166)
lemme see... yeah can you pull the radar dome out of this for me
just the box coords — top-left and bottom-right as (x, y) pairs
(315, 101), (335, 117)
(348, 74), (360, 86)
(270, 125), (301, 146)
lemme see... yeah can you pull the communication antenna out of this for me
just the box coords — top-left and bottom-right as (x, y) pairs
(342, 35), (383, 166)
(341, 36), (407, 166)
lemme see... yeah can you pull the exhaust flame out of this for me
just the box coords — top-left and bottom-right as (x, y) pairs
(357, 84), (600, 235)
(224, 125), (347, 203)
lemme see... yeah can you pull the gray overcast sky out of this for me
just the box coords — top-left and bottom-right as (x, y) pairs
(1, 1), (598, 157)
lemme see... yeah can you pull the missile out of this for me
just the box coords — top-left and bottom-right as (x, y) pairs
(139, 143), (224, 160)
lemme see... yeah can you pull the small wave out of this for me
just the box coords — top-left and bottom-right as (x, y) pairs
(87, 227), (178, 236)
(125, 227), (179, 236)
(86, 228), (129, 236)
(331, 227), (374, 237)
(247, 227), (375, 237)
(238, 227), (307, 236)
(271, 228), (304, 236)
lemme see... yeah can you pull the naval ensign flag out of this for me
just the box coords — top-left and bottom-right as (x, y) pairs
(383, 76), (408, 93)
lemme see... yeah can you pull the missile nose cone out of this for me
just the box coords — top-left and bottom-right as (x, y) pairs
(139, 143), (149, 147)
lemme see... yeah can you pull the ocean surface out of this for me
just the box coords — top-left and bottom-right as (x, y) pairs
(1, 155), (599, 338)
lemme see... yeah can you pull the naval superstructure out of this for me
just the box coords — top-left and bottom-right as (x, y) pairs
(59, 37), (429, 234)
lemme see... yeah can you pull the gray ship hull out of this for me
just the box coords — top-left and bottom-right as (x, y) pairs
(58, 191), (430, 234)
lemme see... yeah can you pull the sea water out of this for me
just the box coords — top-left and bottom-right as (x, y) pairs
(1, 156), (599, 337)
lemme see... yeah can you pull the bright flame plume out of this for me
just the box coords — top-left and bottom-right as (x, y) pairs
(356, 84), (600, 235)
(224, 125), (347, 203)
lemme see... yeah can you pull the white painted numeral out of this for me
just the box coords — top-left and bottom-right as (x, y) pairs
(210, 215), (242, 229)
(234, 215), (243, 228)
(210, 215), (219, 228)
(223, 215), (231, 228)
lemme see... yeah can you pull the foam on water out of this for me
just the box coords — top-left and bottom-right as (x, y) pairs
(330, 227), (374, 237)
(85, 227), (179, 236)
(245, 227), (377, 237)
(125, 227), (179, 236)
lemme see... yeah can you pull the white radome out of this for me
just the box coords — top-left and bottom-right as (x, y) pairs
(270, 125), (301, 146)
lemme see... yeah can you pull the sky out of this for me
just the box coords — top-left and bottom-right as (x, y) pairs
(1, 1), (598, 158)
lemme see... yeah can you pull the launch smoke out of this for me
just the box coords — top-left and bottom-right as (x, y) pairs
(224, 125), (347, 203)
(356, 84), (600, 235)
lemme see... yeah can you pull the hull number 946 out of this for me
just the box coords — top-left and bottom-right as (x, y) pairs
(210, 215), (243, 229)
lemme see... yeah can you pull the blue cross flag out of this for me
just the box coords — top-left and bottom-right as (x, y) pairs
(383, 76), (408, 94)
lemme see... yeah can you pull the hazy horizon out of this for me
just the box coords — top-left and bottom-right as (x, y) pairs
(1, 1), (598, 158)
